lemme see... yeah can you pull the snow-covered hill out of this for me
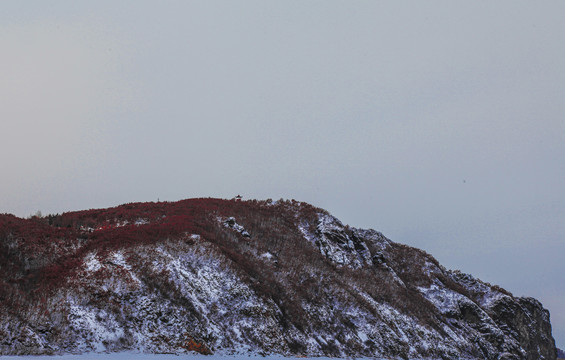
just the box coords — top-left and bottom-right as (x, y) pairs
(0, 198), (557, 359)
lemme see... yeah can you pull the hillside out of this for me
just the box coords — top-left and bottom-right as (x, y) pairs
(0, 198), (557, 359)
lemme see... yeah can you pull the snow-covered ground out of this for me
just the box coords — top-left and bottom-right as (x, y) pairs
(0, 354), (384, 360)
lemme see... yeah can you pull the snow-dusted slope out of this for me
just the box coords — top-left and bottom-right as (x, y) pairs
(0, 198), (557, 359)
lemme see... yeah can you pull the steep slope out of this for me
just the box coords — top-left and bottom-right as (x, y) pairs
(0, 198), (557, 359)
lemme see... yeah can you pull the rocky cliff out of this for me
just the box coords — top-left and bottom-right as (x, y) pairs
(0, 198), (557, 359)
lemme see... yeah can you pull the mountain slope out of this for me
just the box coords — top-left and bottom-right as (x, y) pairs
(0, 198), (557, 359)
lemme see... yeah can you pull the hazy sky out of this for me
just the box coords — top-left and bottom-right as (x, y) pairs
(2, 0), (564, 347)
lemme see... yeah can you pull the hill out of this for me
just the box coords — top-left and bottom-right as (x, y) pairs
(0, 198), (557, 359)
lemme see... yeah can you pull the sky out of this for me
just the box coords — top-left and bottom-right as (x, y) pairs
(1, 0), (564, 348)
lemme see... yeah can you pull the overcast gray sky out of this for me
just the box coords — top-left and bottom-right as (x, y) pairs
(2, 0), (564, 347)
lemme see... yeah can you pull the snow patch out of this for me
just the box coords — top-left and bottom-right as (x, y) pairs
(110, 251), (131, 269)
(84, 253), (101, 273)
(311, 214), (372, 269)
(68, 299), (126, 352)
(221, 217), (251, 238)
(418, 281), (469, 315)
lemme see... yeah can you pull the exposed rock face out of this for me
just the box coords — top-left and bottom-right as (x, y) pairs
(0, 198), (557, 359)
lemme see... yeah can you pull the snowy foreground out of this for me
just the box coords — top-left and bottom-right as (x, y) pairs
(0, 354), (385, 360)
